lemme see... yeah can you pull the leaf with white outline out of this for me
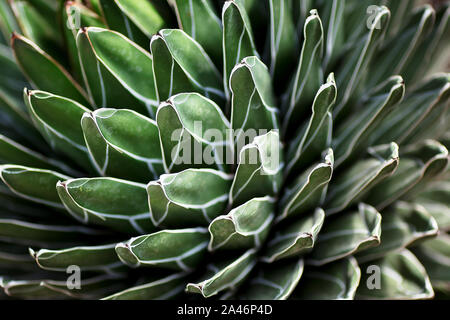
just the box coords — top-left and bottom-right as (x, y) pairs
(229, 131), (282, 206)
(24, 89), (93, 172)
(77, 27), (158, 117)
(356, 249), (434, 300)
(0, 165), (69, 209)
(334, 6), (390, 118)
(115, 228), (209, 271)
(230, 56), (279, 145)
(365, 140), (449, 210)
(282, 9), (324, 134)
(11, 34), (90, 106)
(357, 202), (438, 263)
(57, 177), (154, 235)
(0, 1), (19, 40)
(279, 149), (333, 222)
(148, 168), (232, 228)
(81, 108), (164, 182)
(169, 0), (222, 65)
(208, 197), (274, 251)
(321, 0), (346, 70)
(325, 143), (399, 215)
(222, 0), (259, 100)
(30, 243), (125, 274)
(413, 181), (450, 231)
(157, 93), (231, 173)
(150, 29), (224, 105)
(292, 256), (361, 300)
(307, 203), (381, 266)
(333, 76), (405, 167)
(286, 74), (335, 175)
(186, 248), (257, 298)
(262, 209), (324, 263)
(103, 271), (188, 300)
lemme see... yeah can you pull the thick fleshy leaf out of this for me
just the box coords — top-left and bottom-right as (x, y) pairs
(56, 177), (154, 235)
(186, 249), (257, 298)
(267, 0), (297, 89)
(278, 149), (333, 222)
(356, 250), (434, 300)
(81, 108), (164, 182)
(11, 34), (90, 106)
(367, 5), (435, 88)
(334, 6), (390, 118)
(229, 131), (283, 206)
(282, 9), (324, 134)
(0, 165), (69, 209)
(285, 74), (336, 175)
(235, 259), (304, 300)
(1, 273), (126, 300)
(103, 271), (188, 300)
(292, 256), (361, 300)
(156, 93), (231, 173)
(357, 202), (438, 263)
(308, 203), (381, 266)
(24, 89), (93, 171)
(333, 76), (405, 167)
(115, 228), (209, 271)
(169, 0), (222, 65)
(413, 181), (450, 231)
(30, 243), (124, 273)
(147, 169), (232, 228)
(321, 0), (346, 70)
(230, 56), (279, 143)
(365, 140), (449, 209)
(0, 1), (19, 40)
(262, 209), (325, 263)
(114, 0), (172, 37)
(98, 0), (148, 48)
(77, 27), (158, 117)
(369, 74), (450, 146)
(208, 197), (274, 251)
(325, 143), (399, 215)
(150, 29), (224, 105)
(222, 0), (258, 99)
(0, 242), (34, 270)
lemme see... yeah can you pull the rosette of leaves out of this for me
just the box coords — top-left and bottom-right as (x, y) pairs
(0, 0), (449, 300)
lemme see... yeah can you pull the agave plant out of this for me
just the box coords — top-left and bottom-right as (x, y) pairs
(0, 0), (449, 300)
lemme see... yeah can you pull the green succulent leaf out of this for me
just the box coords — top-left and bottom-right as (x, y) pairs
(282, 9), (324, 134)
(0, 164), (69, 209)
(279, 149), (333, 222)
(156, 93), (231, 173)
(150, 29), (224, 105)
(357, 202), (438, 263)
(56, 177), (154, 234)
(413, 181), (450, 231)
(292, 256), (361, 300)
(263, 209), (325, 263)
(77, 27), (158, 117)
(286, 73), (336, 175)
(308, 203), (381, 266)
(356, 249), (434, 300)
(30, 243), (124, 273)
(169, 0), (222, 65)
(325, 143), (399, 215)
(333, 76), (405, 167)
(230, 56), (279, 141)
(81, 108), (164, 182)
(24, 89), (93, 171)
(11, 34), (90, 106)
(0, 242), (34, 270)
(103, 271), (188, 300)
(147, 169), (232, 228)
(229, 131), (282, 206)
(0, 0), (20, 40)
(235, 258), (304, 300)
(186, 248), (257, 298)
(115, 228), (209, 271)
(208, 197), (275, 251)
(222, 0), (258, 99)
(366, 140), (449, 209)
(321, 0), (346, 70)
